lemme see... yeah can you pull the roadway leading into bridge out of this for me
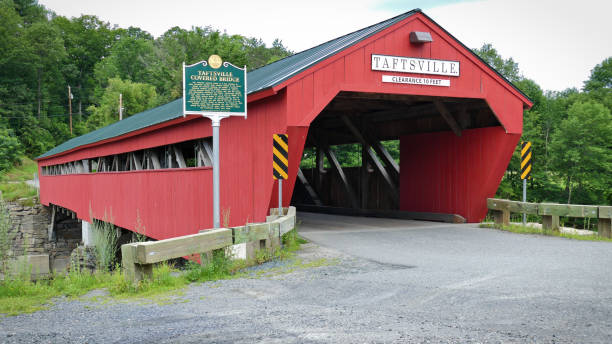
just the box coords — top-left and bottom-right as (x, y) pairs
(297, 211), (612, 341)
(298, 211), (612, 281)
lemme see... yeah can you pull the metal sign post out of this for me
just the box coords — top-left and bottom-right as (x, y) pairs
(520, 141), (532, 226)
(273, 134), (289, 245)
(212, 120), (221, 228)
(278, 179), (282, 216)
(183, 55), (247, 228)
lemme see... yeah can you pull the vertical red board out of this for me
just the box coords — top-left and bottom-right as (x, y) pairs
(399, 126), (520, 222)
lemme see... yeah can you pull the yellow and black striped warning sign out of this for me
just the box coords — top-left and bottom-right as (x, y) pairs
(273, 134), (288, 180)
(520, 141), (532, 180)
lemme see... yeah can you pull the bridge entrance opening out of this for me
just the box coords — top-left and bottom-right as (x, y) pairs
(291, 91), (500, 222)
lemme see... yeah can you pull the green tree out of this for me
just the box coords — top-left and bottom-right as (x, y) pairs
(53, 15), (114, 116)
(473, 43), (521, 82)
(549, 100), (612, 204)
(0, 126), (21, 171)
(86, 78), (159, 129)
(12, 0), (44, 26)
(93, 33), (156, 90)
(0, 1), (297, 165)
(24, 20), (67, 117)
(584, 57), (611, 91)
(16, 116), (55, 156)
(0, 0), (33, 121)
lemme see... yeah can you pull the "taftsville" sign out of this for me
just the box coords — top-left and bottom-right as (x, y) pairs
(371, 54), (460, 77)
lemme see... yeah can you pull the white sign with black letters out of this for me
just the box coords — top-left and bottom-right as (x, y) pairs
(382, 75), (450, 87)
(372, 54), (460, 77)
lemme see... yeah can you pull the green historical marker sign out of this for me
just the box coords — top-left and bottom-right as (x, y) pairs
(183, 55), (247, 117)
(182, 55), (247, 229)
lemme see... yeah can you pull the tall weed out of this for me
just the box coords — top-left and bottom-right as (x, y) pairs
(91, 210), (119, 271)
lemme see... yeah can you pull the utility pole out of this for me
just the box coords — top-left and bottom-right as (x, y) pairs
(119, 93), (123, 121)
(68, 86), (73, 135)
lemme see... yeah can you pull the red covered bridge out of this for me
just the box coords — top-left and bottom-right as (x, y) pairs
(36, 9), (532, 241)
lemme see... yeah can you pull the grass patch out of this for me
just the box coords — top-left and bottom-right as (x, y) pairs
(0, 157), (38, 205)
(0, 228), (310, 316)
(0, 270), (112, 315)
(0, 264), (191, 315)
(481, 222), (612, 242)
(0, 157), (37, 184)
(0, 183), (37, 204)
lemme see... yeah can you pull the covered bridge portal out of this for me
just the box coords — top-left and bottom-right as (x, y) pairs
(36, 10), (532, 241)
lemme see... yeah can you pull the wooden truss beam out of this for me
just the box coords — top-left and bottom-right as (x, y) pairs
(196, 140), (213, 167)
(172, 145), (187, 168)
(342, 114), (399, 177)
(341, 115), (399, 205)
(133, 153), (142, 170)
(148, 150), (161, 169)
(297, 168), (323, 206)
(434, 100), (462, 137)
(311, 134), (359, 209)
(111, 155), (119, 171)
(360, 127), (370, 209)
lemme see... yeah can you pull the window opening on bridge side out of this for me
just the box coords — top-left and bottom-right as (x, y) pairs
(41, 138), (213, 175)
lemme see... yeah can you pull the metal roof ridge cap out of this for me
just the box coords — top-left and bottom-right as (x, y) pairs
(246, 9), (420, 76)
(249, 30), (383, 88)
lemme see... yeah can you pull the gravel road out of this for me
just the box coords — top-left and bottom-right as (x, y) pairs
(1, 213), (611, 343)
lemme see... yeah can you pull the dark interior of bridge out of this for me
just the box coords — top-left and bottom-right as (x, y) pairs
(291, 91), (500, 216)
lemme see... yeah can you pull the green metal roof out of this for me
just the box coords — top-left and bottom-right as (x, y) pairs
(38, 10), (420, 160)
(38, 99), (183, 159)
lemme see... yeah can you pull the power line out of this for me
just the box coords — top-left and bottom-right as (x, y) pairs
(1, 113), (83, 119)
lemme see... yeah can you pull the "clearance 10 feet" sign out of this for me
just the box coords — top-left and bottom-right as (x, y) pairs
(372, 54), (459, 87)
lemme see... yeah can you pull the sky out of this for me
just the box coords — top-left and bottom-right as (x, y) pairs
(38, 0), (611, 92)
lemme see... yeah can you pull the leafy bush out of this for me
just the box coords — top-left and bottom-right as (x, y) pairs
(0, 127), (22, 172)
(184, 249), (234, 282)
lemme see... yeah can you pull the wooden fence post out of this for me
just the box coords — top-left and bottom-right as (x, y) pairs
(598, 206), (612, 238)
(541, 215), (560, 231)
(121, 243), (153, 286)
(492, 209), (510, 226)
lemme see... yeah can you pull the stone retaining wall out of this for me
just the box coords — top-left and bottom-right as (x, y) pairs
(4, 202), (81, 275)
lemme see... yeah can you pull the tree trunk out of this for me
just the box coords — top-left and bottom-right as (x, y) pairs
(37, 68), (42, 118)
(545, 128), (548, 153)
(78, 82), (83, 118)
(567, 175), (572, 204)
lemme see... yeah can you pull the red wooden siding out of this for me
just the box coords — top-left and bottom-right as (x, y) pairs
(279, 14), (529, 132)
(39, 93), (288, 240)
(40, 168), (213, 240)
(399, 126), (520, 222)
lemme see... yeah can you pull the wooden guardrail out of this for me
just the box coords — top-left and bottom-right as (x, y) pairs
(487, 198), (611, 237)
(121, 207), (297, 285)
